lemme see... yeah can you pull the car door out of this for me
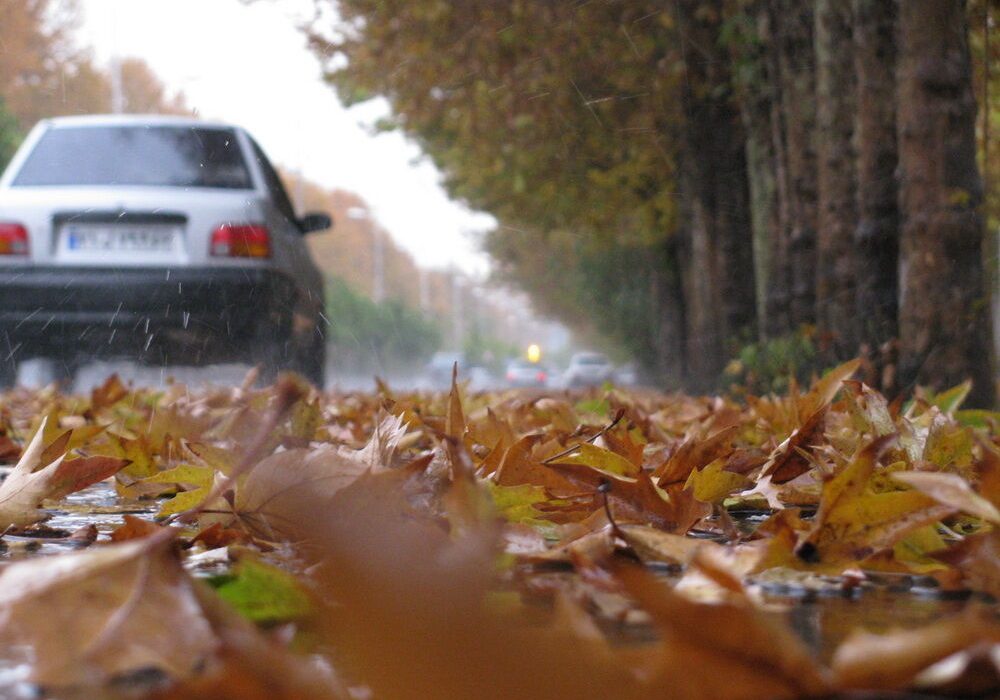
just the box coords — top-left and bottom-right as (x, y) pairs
(243, 134), (324, 333)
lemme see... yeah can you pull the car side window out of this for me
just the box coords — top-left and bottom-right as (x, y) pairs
(249, 138), (299, 228)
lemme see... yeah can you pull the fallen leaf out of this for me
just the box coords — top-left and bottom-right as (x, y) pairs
(0, 418), (128, 529)
(0, 533), (217, 685)
(612, 561), (830, 699)
(893, 470), (1000, 524)
(832, 606), (1000, 690)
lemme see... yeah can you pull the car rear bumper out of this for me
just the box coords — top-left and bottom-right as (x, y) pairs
(0, 265), (295, 362)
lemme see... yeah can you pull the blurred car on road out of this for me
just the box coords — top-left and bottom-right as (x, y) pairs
(504, 358), (548, 388)
(0, 114), (331, 387)
(424, 351), (466, 388)
(613, 363), (639, 386)
(562, 352), (614, 388)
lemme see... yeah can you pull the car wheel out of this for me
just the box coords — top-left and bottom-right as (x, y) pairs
(252, 336), (286, 384)
(292, 332), (326, 389)
(0, 358), (16, 390)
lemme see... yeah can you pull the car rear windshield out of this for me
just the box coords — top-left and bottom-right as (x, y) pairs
(12, 125), (253, 189)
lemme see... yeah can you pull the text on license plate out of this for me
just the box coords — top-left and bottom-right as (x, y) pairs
(65, 226), (176, 252)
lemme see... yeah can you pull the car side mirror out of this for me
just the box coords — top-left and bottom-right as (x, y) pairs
(299, 212), (332, 234)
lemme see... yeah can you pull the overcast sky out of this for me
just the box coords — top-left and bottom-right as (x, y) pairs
(75, 0), (495, 276)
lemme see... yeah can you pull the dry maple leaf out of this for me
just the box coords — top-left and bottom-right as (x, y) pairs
(546, 461), (709, 532)
(0, 532), (217, 686)
(227, 412), (408, 538)
(796, 436), (955, 565)
(151, 580), (346, 700)
(934, 530), (1000, 598)
(612, 561), (831, 699)
(832, 605), (1000, 691)
(0, 417), (129, 530)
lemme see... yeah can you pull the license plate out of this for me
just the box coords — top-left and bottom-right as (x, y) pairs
(63, 225), (177, 252)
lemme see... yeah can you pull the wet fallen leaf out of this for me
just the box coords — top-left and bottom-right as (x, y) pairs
(0, 532), (217, 685)
(0, 417), (128, 529)
(832, 606), (1000, 690)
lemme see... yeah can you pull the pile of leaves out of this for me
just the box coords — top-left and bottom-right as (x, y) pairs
(0, 361), (998, 699)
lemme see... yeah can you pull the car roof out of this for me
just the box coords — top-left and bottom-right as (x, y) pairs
(41, 114), (237, 131)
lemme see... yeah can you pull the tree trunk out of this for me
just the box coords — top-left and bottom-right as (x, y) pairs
(774, 0), (819, 328)
(853, 0), (900, 382)
(675, 0), (756, 391)
(651, 242), (687, 387)
(740, 1), (789, 340)
(897, 0), (995, 407)
(815, 0), (859, 356)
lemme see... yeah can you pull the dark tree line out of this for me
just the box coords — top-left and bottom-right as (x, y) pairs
(309, 0), (997, 405)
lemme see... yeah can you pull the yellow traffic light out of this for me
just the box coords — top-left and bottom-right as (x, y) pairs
(526, 343), (541, 363)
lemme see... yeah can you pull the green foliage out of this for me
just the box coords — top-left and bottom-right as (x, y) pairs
(723, 327), (821, 396)
(0, 98), (22, 172)
(325, 276), (441, 371)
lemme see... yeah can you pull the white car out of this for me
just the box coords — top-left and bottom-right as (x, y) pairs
(562, 352), (614, 388)
(0, 115), (330, 386)
(504, 359), (548, 388)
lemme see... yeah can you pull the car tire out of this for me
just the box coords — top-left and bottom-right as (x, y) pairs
(292, 332), (326, 389)
(0, 358), (16, 390)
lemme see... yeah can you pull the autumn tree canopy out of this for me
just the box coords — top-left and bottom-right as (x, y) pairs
(309, 0), (997, 406)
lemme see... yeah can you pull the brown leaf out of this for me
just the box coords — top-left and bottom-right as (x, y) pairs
(832, 606), (1000, 690)
(90, 373), (129, 410)
(0, 533), (217, 685)
(653, 424), (739, 486)
(110, 514), (164, 542)
(152, 582), (345, 700)
(0, 418), (129, 530)
(934, 530), (1000, 598)
(613, 561), (830, 699)
(547, 462), (709, 532)
(893, 470), (1000, 524)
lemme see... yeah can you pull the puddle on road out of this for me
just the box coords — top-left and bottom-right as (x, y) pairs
(0, 480), (156, 560)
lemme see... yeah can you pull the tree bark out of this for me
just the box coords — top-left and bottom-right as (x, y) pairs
(774, 0), (819, 328)
(740, 1), (789, 340)
(853, 0), (900, 377)
(675, 0), (756, 390)
(815, 0), (859, 356)
(897, 0), (995, 407)
(651, 242), (687, 387)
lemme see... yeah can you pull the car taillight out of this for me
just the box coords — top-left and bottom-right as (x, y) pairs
(210, 224), (270, 258)
(536, 371), (547, 383)
(0, 223), (29, 256)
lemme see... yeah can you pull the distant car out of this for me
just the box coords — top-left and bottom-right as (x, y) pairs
(614, 363), (639, 386)
(504, 358), (548, 388)
(563, 352), (614, 388)
(0, 115), (331, 387)
(425, 351), (466, 388)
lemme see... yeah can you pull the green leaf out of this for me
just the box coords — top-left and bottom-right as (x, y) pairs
(212, 558), (313, 623)
(955, 409), (1000, 429)
(929, 381), (972, 415)
(574, 398), (609, 416)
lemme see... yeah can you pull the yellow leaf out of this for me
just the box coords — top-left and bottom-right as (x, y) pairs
(684, 458), (749, 504)
(557, 442), (640, 477)
(893, 471), (1000, 524)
